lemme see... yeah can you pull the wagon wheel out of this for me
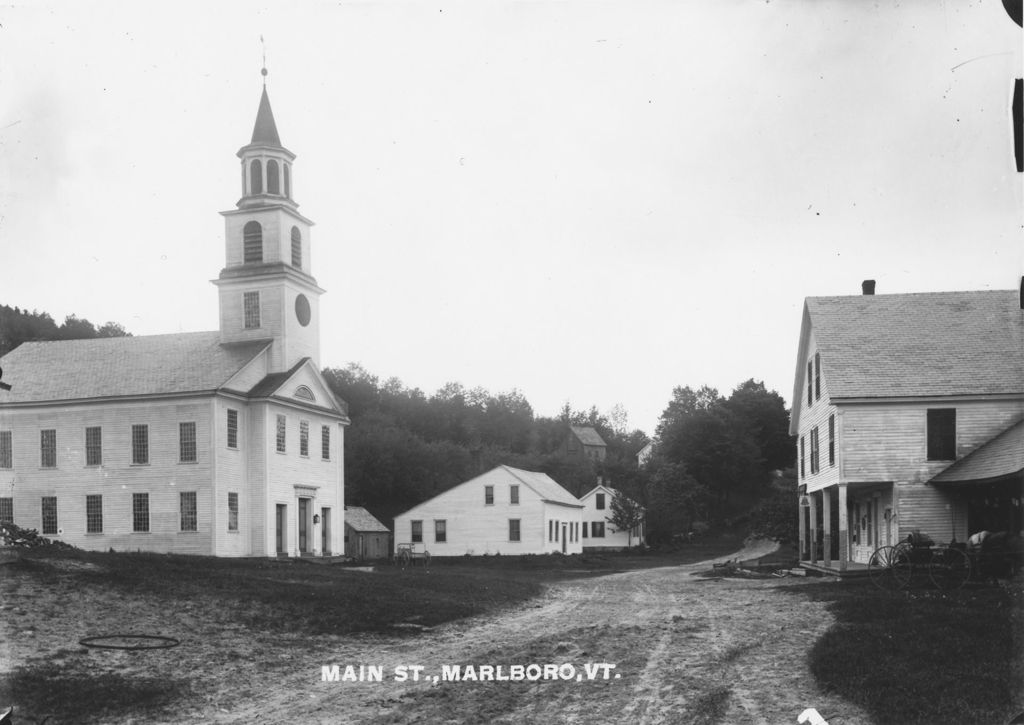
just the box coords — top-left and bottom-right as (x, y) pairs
(928, 546), (971, 590)
(868, 545), (898, 590)
(890, 542), (915, 589)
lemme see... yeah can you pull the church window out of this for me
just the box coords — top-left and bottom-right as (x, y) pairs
(283, 163), (291, 197)
(179, 422), (197, 463)
(294, 385), (315, 401)
(132, 493), (149, 532)
(250, 159), (263, 195)
(86, 495), (103, 534)
(243, 222), (263, 263)
(227, 409), (238, 449)
(180, 492), (197, 532)
(291, 227), (302, 267)
(0, 431), (11, 468)
(300, 420), (309, 457)
(41, 496), (57, 535)
(243, 292), (261, 329)
(276, 415), (286, 453)
(267, 159), (280, 194)
(40, 429), (56, 468)
(228, 492), (239, 531)
(131, 424), (149, 465)
(0, 497), (12, 523)
(321, 426), (330, 460)
(85, 426), (102, 466)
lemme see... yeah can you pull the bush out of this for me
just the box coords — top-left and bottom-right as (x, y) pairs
(748, 489), (797, 542)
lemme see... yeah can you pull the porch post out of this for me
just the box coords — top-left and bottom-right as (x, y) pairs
(809, 492), (819, 565)
(838, 483), (849, 572)
(798, 495), (807, 561)
(822, 487), (833, 569)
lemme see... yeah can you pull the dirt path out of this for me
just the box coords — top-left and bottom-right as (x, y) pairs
(1, 544), (874, 724)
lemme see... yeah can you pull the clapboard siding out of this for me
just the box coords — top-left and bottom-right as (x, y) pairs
(796, 331), (842, 493)
(579, 486), (645, 548)
(394, 468), (583, 556)
(0, 398), (215, 554)
(896, 481), (969, 545)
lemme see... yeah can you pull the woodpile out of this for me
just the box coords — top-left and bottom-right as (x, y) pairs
(0, 521), (75, 549)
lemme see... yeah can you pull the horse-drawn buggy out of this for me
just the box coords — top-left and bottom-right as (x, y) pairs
(395, 542), (431, 569)
(868, 529), (1022, 590)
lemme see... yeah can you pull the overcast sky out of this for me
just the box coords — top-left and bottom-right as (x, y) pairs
(1, 1), (1020, 436)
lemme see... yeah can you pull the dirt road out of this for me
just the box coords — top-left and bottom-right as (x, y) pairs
(215, 542), (872, 724)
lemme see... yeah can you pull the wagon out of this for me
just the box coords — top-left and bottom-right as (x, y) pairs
(395, 542), (431, 569)
(867, 531), (971, 590)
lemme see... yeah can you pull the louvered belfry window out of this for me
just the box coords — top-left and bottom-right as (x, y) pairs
(243, 221), (263, 263)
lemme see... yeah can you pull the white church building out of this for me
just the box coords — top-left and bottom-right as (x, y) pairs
(0, 76), (348, 557)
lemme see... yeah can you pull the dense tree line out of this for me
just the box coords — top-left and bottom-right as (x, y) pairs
(0, 305), (130, 357)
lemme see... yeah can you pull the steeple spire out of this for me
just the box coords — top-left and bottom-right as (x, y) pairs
(251, 86), (281, 147)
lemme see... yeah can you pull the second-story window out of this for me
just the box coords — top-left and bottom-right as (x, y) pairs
(927, 409), (956, 461)
(814, 353), (821, 400)
(300, 421), (309, 457)
(179, 422), (197, 463)
(276, 415), (286, 453)
(807, 361), (813, 406)
(800, 436), (805, 478)
(810, 426), (819, 474)
(484, 485), (494, 505)
(828, 415), (835, 467)
(85, 427), (102, 466)
(596, 493), (605, 510)
(510, 485), (519, 505)
(40, 429), (56, 468)
(131, 424), (148, 465)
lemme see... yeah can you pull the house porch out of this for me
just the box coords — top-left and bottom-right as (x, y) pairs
(798, 481), (896, 572)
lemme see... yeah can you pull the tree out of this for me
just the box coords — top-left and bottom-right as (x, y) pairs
(57, 314), (97, 340)
(97, 321), (131, 338)
(607, 490), (645, 547)
(642, 461), (710, 545)
(722, 379), (793, 472)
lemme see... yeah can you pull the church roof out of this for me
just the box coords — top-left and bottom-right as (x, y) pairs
(251, 86), (281, 147)
(0, 332), (269, 405)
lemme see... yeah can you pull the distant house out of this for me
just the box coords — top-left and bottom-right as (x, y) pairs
(392, 465), (584, 556)
(564, 426), (607, 463)
(344, 506), (390, 560)
(790, 282), (1023, 574)
(579, 484), (645, 550)
(636, 441), (654, 467)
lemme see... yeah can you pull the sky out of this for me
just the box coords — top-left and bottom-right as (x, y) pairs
(1, 1), (1021, 436)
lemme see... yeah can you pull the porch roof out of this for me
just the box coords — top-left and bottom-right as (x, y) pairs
(930, 420), (1024, 485)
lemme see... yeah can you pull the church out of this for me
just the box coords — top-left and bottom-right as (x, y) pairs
(0, 75), (349, 557)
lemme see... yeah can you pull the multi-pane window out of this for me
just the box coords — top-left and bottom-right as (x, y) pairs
(0, 430), (12, 468)
(41, 496), (57, 534)
(131, 424), (149, 464)
(243, 221), (263, 262)
(300, 420), (309, 457)
(227, 409), (238, 449)
(435, 519), (447, 543)
(291, 227), (302, 268)
(179, 422), (197, 463)
(591, 522), (605, 538)
(814, 353), (821, 400)
(510, 485), (519, 505)
(0, 497), (13, 523)
(276, 415), (286, 453)
(927, 409), (957, 461)
(132, 493), (149, 532)
(228, 492), (239, 531)
(800, 436), (805, 478)
(243, 291), (261, 329)
(411, 520), (423, 543)
(484, 485), (494, 505)
(810, 427), (820, 475)
(180, 491), (197, 532)
(828, 415), (835, 467)
(321, 426), (330, 460)
(40, 429), (56, 468)
(85, 426), (102, 466)
(596, 493), (605, 510)
(807, 361), (813, 406)
(508, 519), (521, 542)
(86, 495), (102, 533)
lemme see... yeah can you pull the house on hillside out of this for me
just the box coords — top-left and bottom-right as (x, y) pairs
(0, 76), (349, 557)
(790, 281), (1023, 574)
(344, 506), (390, 560)
(564, 426), (607, 463)
(579, 484), (645, 550)
(392, 465), (584, 556)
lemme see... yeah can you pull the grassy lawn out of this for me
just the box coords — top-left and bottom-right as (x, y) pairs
(789, 578), (1024, 725)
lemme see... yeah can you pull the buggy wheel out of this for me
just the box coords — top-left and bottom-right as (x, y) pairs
(868, 545), (898, 590)
(929, 547), (971, 590)
(891, 542), (914, 589)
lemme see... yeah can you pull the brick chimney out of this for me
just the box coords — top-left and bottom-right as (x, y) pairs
(862, 279), (876, 295)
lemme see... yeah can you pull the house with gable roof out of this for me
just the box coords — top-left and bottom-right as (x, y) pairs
(392, 465), (585, 556)
(790, 281), (1023, 573)
(0, 74), (349, 557)
(564, 425), (607, 463)
(579, 483), (645, 550)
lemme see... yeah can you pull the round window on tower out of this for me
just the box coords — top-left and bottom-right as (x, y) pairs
(295, 294), (311, 327)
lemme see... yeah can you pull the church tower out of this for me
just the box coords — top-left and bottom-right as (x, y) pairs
(214, 71), (323, 372)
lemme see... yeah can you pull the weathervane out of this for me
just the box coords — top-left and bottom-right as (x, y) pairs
(260, 35), (268, 85)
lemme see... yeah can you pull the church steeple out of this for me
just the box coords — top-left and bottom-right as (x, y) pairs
(214, 70), (324, 374)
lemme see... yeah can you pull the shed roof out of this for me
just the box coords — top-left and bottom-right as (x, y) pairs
(571, 426), (607, 447)
(344, 506), (390, 533)
(0, 332), (268, 404)
(930, 419), (1024, 485)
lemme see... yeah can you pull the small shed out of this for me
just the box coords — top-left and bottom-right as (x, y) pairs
(344, 506), (391, 561)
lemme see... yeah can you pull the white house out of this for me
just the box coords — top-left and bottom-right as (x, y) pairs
(791, 282), (1023, 573)
(579, 484), (645, 550)
(0, 75), (349, 557)
(392, 466), (584, 556)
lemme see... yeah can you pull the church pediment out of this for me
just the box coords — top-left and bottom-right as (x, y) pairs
(247, 358), (349, 421)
